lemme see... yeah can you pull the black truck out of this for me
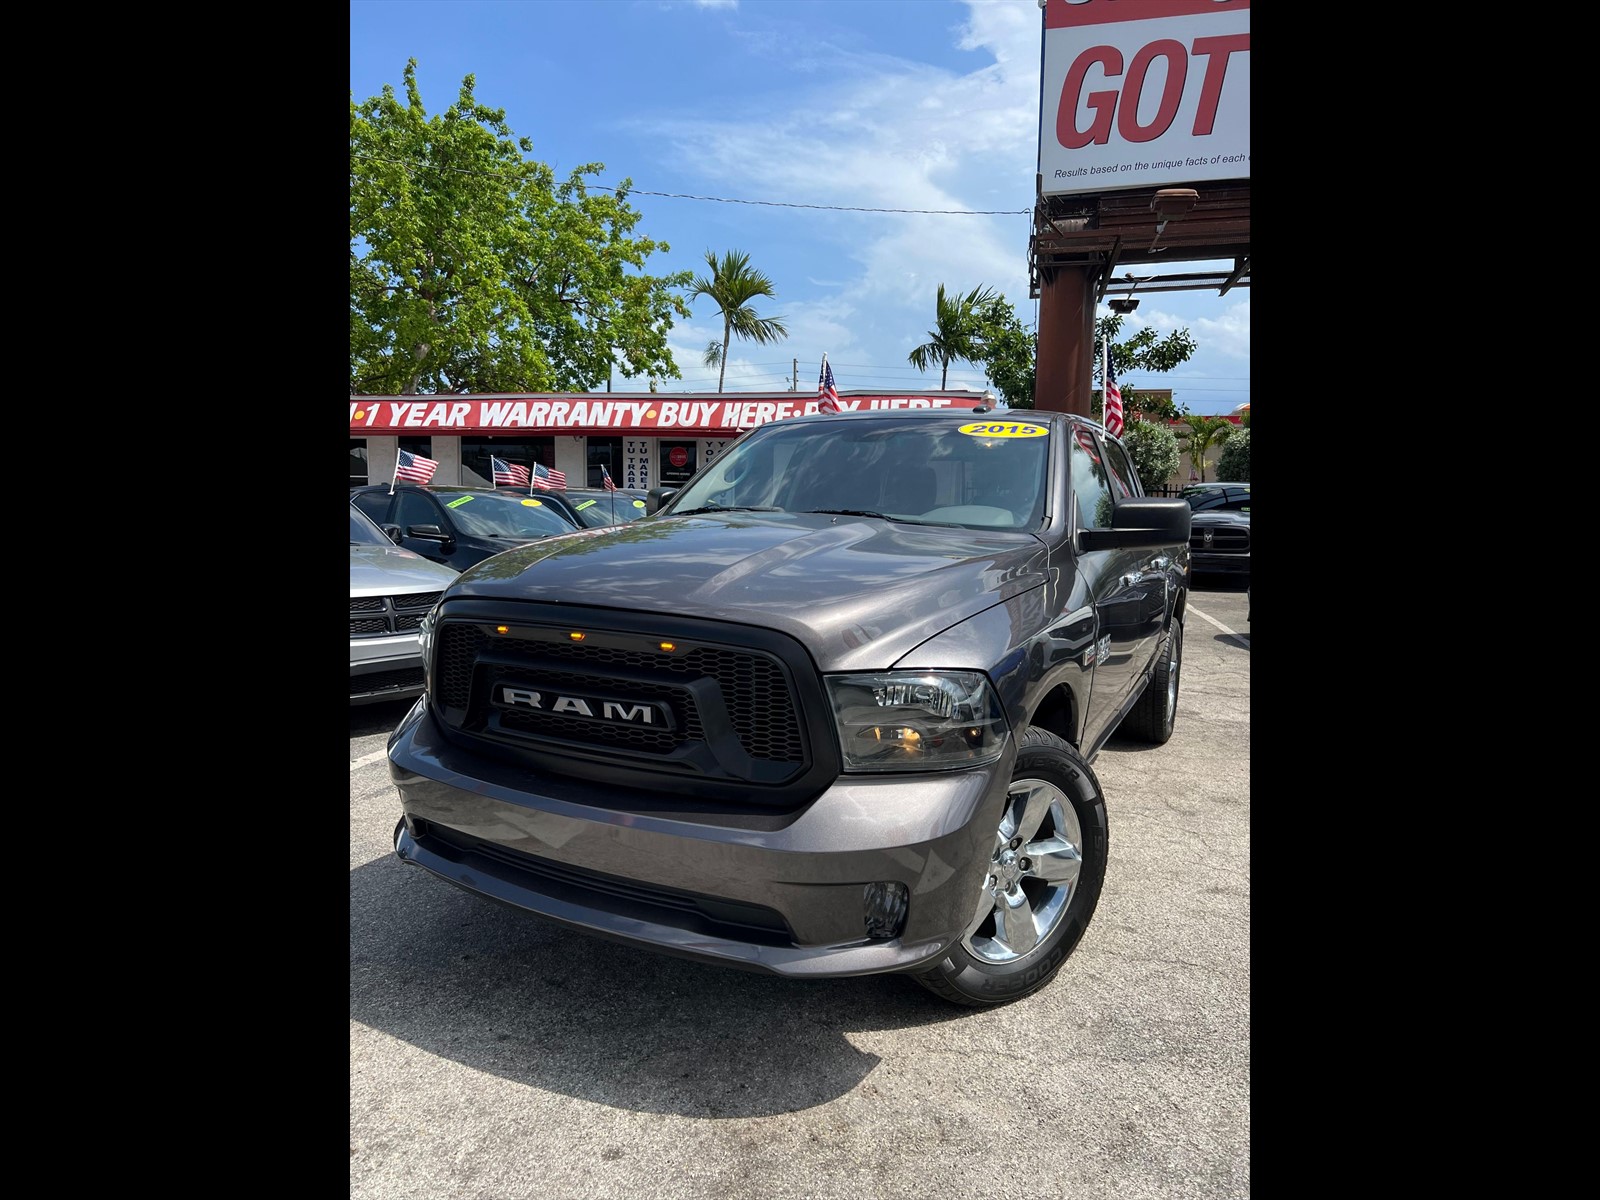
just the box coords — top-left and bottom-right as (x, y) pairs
(387, 406), (1191, 1006)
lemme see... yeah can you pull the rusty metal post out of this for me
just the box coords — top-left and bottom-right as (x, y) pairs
(1033, 264), (1096, 415)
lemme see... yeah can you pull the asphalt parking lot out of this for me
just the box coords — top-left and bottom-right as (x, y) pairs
(349, 577), (1249, 1200)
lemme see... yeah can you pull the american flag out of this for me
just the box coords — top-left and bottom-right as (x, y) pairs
(395, 448), (439, 484)
(530, 461), (567, 490)
(601, 465), (617, 492)
(817, 355), (840, 414)
(492, 456), (531, 487)
(1103, 359), (1124, 438)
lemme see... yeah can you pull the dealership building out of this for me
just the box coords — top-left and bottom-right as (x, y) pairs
(349, 389), (997, 491)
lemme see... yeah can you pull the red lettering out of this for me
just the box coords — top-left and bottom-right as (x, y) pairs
(1054, 34), (1250, 149)
(1056, 45), (1121, 149)
(1118, 39), (1186, 143)
(1189, 33), (1250, 135)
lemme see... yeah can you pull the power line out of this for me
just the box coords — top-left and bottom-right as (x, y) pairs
(351, 152), (1028, 216)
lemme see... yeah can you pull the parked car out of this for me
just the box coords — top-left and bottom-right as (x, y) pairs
(497, 486), (652, 528)
(1180, 482), (1251, 513)
(1188, 508), (1250, 578)
(350, 484), (581, 571)
(350, 504), (459, 706)
(387, 407), (1192, 1007)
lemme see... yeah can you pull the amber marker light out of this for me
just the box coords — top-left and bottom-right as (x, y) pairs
(658, 641), (677, 652)
(568, 631), (586, 642)
(496, 625), (510, 635)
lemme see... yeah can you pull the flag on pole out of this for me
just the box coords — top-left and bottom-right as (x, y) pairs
(601, 465), (617, 492)
(1103, 352), (1124, 438)
(530, 461), (567, 490)
(492, 456), (531, 487)
(395, 448), (439, 485)
(817, 355), (840, 414)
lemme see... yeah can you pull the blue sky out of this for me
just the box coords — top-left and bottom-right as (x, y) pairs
(350, 0), (1249, 415)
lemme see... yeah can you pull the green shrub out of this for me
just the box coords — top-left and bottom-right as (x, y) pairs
(1215, 428), (1249, 482)
(1122, 419), (1181, 492)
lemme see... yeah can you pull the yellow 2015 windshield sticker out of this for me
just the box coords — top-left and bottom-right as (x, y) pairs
(520, 499), (544, 507)
(959, 421), (1048, 438)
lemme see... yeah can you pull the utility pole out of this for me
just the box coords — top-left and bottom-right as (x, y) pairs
(792, 358), (798, 390)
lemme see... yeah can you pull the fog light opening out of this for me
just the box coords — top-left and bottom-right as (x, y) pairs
(863, 881), (909, 940)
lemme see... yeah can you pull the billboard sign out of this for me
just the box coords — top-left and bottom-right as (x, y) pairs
(1039, 0), (1250, 197)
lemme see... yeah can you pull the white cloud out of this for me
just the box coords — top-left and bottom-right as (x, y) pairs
(632, 1), (1245, 407)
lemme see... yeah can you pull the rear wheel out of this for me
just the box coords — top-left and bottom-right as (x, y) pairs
(913, 727), (1108, 1007)
(1121, 618), (1182, 745)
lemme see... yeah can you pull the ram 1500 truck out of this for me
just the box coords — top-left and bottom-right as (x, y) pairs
(387, 406), (1191, 1006)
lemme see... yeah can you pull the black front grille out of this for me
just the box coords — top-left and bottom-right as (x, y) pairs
(1191, 527), (1250, 552)
(350, 591), (443, 639)
(423, 824), (794, 945)
(432, 611), (817, 796)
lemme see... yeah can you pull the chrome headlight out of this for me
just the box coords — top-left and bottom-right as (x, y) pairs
(824, 671), (1008, 772)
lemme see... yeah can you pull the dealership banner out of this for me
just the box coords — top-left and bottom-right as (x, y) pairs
(349, 394), (994, 437)
(1039, 0), (1249, 197)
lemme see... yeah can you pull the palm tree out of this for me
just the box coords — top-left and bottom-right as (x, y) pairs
(688, 250), (789, 392)
(907, 284), (997, 388)
(1178, 415), (1235, 482)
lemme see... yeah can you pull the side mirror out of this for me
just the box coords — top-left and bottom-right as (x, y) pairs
(1078, 498), (1191, 552)
(405, 523), (453, 546)
(647, 487), (678, 514)
(381, 523), (404, 545)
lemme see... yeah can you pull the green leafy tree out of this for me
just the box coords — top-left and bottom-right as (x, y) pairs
(1215, 427), (1249, 482)
(1176, 414), (1235, 482)
(350, 59), (691, 394)
(970, 294), (1036, 407)
(688, 250), (789, 392)
(1089, 314), (1199, 423)
(1120, 418), (1182, 493)
(957, 306), (1197, 415)
(908, 284), (998, 388)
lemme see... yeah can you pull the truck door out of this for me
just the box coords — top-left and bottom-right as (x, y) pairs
(1071, 428), (1144, 747)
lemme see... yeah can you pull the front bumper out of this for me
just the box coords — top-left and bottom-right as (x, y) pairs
(386, 699), (1012, 978)
(1189, 552), (1250, 575)
(350, 634), (427, 705)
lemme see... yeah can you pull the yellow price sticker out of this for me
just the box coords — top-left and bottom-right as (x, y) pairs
(958, 421), (1048, 438)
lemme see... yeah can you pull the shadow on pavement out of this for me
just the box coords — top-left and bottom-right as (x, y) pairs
(350, 853), (970, 1118)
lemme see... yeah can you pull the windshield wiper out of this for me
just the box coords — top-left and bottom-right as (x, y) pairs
(675, 505), (784, 516)
(804, 509), (888, 520)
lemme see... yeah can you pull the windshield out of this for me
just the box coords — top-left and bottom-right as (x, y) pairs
(350, 505), (393, 546)
(568, 493), (651, 527)
(441, 493), (579, 539)
(664, 416), (1050, 530)
(1182, 486), (1249, 512)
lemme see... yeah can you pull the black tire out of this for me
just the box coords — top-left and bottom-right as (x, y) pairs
(1120, 617), (1182, 745)
(913, 727), (1109, 1007)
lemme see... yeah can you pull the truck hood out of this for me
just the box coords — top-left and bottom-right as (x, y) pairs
(350, 543), (459, 594)
(446, 512), (1049, 670)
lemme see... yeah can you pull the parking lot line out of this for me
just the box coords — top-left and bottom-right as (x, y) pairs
(1187, 603), (1249, 648)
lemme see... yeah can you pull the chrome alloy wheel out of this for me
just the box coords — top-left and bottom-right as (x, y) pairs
(962, 777), (1084, 963)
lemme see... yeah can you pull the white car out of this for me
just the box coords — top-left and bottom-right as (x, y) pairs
(350, 503), (459, 705)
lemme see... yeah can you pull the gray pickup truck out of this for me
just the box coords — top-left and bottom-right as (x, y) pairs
(387, 406), (1191, 1006)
